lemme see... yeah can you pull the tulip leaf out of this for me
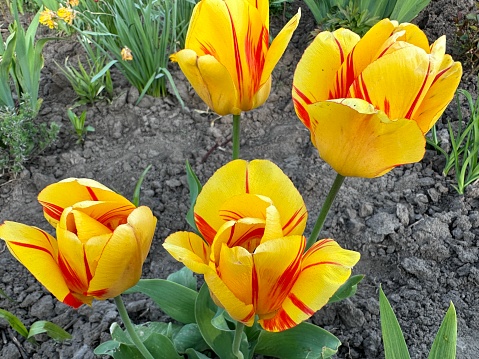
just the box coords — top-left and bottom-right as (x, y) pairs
(327, 274), (364, 304)
(28, 320), (72, 341)
(167, 266), (197, 291)
(185, 348), (211, 359)
(173, 323), (210, 353)
(132, 164), (152, 207)
(428, 302), (457, 359)
(185, 160), (202, 234)
(254, 322), (340, 359)
(195, 284), (249, 359)
(0, 308), (29, 338)
(126, 279), (197, 324)
(379, 286), (411, 359)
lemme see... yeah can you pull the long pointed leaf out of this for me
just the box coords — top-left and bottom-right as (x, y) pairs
(428, 303), (457, 359)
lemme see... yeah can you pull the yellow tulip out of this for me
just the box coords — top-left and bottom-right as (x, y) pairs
(164, 160), (360, 331)
(0, 178), (157, 308)
(292, 19), (462, 178)
(39, 8), (58, 29)
(171, 0), (301, 116)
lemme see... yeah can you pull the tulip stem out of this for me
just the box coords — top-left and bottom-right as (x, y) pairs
(114, 295), (155, 359)
(306, 173), (345, 250)
(232, 321), (245, 359)
(232, 114), (241, 160)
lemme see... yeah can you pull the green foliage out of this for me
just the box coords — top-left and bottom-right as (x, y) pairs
(0, 104), (59, 175)
(305, 0), (431, 36)
(327, 274), (364, 304)
(379, 287), (457, 359)
(427, 85), (479, 194)
(76, 0), (187, 104)
(453, 4), (479, 70)
(57, 38), (113, 105)
(67, 108), (94, 144)
(0, 308), (71, 344)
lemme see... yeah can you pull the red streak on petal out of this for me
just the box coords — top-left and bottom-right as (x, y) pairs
(58, 253), (86, 293)
(405, 62), (431, 119)
(84, 249), (93, 283)
(431, 65), (451, 86)
(334, 37), (344, 64)
(227, 224), (236, 246)
(288, 292), (315, 316)
(86, 186), (99, 201)
(305, 238), (335, 256)
(252, 260), (259, 307)
(194, 214), (217, 245)
(9, 241), (54, 259)
(232, 227), (264, 248)
(226, 5), (244, 100)
(219, 209), (243, 222)
(63, 292), (84, 308)
(87, 288), (109, 298)
(292, 97), (311, 129)
(245, 165), (250, 194)
(302, 260), (345, 271)
(240, 307), (256, 323)
(293, 86), (313, 105)
(39, 201), (64, 221)
(384, 97), (391, 117)
(271, 309), (297, 331)
(282, 206), (306, 235)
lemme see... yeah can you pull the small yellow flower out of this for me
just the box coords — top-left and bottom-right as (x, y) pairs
(121, 46), (133, 61)
(39, 8), (57, 29)
(57, 6), (75, 25)
(67, 0), (79, 6)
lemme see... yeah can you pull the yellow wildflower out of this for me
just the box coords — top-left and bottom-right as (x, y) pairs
(121, 46), (133, 61)
(57, 7), (75, 25)
(39, 8), (57, 29)
(67, 0), (80, 6)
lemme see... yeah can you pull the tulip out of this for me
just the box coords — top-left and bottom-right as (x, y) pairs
(164, 160), (360, 331)
(0, 178), (157, 308)
(292, 19), (462, 178)
(171, 0), (301, 116)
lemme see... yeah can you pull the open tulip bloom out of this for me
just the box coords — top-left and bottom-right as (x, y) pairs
(164, 159), (360, 332)
(0, 178), (157, 308)
(171, 0), (301, 116)
(292, 19), (462, 178)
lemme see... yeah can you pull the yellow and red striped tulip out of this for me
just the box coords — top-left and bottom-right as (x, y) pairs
(293, 19), (462, 178)
(171, 0), (301, 116)
(164, 160), (360, 332)
(0, 178), (157, 308)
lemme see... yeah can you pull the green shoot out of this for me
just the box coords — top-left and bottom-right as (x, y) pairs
(67, 108), (94, 144)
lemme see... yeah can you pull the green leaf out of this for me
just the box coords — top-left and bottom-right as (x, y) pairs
(428, 302), (457, 359)
(185, 348), (212, 359)
(255, 322), (340, 359)
(195, 284), (245, 359)
(379, 286), (411, 359)
(167, 267), (197, 291)
(132, 164), (152, 206)
(126, 279), (197, 324)
(28, 321), (72, 341)
(142, 332), (183, 359)
(328, 274), (364, 304)
(91, 60), (117, 83)
(94, 340), (121, 356)
(172, 323), (210, 353)
(185, 160), (202, 233)
(0, 308), (29, 338)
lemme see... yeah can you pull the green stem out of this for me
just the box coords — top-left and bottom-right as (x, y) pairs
(232, 113), (241, 160)
(232, 322), (245, 359)
(306, 173), (345, 250)
(114, 296), (155, 359)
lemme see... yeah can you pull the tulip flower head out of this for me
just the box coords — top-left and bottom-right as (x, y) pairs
(164, 159), (360, 332)
(171, 0), (301, 116)
(292, 19), (462, 178)
(0, 178), (157, 308)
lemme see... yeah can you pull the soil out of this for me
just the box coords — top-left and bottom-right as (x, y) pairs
(0, 0), (478, 358)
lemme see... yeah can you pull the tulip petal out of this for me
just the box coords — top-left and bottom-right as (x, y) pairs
(86, 224), (141, 299)
(0, 221), (79, 306)
(163, 231), (211, 272)
(261, 8), (301, 85)
(307, 99), (426, 177)
(71, 201), (136, 233)
(38, 178), (133, 228)
(172, 49), (238, 115)
(293, 28), (359, 128)
(395, 23), (431, 53)
(411, 59), (462, 133)
(195, 160), (307, 244)
(260, 239), (360, 332)
(70, 210), (112, 243)
(125, 206), (157, 263)
(253, 236), (304, 317)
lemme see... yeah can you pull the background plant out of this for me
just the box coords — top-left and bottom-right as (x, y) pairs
(67, 108), (95, 144)
(76, 0), (190, 103)
(57, 37), (113, 105)
(428, 84), (479, 194)
(305, 0), (431, 35)
(453, 3), (479, 71)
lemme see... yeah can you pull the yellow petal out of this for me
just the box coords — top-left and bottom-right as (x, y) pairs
(172, 50), (238, 115)
(70, 210), (112, 244)
(253, 236), (304, 317)
(70, 200), (136, 232)
(244, 0), (268, 29)
(261, 8), (301, 85)
(260, 239), (360, 332)
(0, 221), (79, 305)
(86, 223), (142, 299)
(411, 59), (462, 133)
(194, 160), (307, 243)
(395, 23), (431, 53)
(307, 99), (426, 177)
(163, 231), (211, 273)
(125, 206), (157, 263)
(38, 178), (133, 228)
(293, 28), (359, 128)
